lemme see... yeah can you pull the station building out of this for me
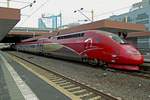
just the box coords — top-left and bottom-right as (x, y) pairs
(127, 31), (150, 54)
(109, 0), (150, 54)
(109, 0), (150, 31)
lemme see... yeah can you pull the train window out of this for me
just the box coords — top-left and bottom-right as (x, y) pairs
(48, 36), (52, 39)
(57, 33), (84, 40)
(109, 34), (126, 44)
(29, 40), (37, 42)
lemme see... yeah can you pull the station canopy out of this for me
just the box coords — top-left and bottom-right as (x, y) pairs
(53, 19), (146, 35)
(2, 19), (146, 43)
(0, 7), (20, 41)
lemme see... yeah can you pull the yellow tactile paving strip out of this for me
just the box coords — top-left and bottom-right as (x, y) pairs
(9, 55), (82, 100)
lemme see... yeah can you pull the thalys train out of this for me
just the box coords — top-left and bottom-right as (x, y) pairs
(13, 30), (144, 70)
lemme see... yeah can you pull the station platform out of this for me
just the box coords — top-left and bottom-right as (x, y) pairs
(0, 51), (70, 100)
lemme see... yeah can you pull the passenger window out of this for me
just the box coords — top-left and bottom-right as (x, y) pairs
(57, 33), (84, 40)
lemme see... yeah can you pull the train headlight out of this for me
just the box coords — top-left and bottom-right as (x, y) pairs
(127, 50), (140, 55)
(112, 54), (117, 58)
(111, 59), (116, 63)
(127, 50), (133, 54)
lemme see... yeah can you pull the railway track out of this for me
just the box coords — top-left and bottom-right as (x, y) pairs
(8, 52), (122, 100)
(125, 62), (150, 79)
(9, 51), (150, 80)
(118, 70), (150, 80)
(106, 64), (150, 80)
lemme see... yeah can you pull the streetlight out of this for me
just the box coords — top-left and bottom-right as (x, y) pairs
(6, 0), (36, 8)
(74, 8), (94, 22)
(20, 0), (36, 10)
(78, 19), (88, 22)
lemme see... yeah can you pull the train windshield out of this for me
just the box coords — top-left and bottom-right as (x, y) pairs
(109, 34), (127, 44)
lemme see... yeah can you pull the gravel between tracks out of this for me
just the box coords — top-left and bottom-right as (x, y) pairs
(9, 51), (150, 100)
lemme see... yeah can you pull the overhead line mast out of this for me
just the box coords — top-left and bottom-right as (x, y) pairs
(7, 0), (10, 7)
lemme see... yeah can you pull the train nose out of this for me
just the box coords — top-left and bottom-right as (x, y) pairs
(121, 45), (144, 64)
(131, 54), (144, 64)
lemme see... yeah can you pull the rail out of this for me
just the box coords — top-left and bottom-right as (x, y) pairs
(8, 52), (122, 100)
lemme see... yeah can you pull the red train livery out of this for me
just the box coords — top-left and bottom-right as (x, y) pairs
(14, 30), (144, 70)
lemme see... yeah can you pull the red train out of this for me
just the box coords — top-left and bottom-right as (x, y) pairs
(14, 30), (144, 70)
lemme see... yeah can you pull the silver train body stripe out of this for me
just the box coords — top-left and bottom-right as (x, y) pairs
(79, 47), (103, 55)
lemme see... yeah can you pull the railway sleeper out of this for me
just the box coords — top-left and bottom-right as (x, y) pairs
(71, 89), (87, 94)
(58, 82), (71, 86)
(50, 77), (62, 81)
(54, 80), (68, 84)
(51, 78), (63, 82)
(78, 92), (93, 98)
(73, 90), (89, 95)
(47, 76), (58, 79)
(68, 87), (84, 92)
(67, 86), (81, 91)
(63, 84), (75, 88)
(85, 95), (101, 100)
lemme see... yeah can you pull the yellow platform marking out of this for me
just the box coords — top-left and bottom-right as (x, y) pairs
(9, 55), (81, 100)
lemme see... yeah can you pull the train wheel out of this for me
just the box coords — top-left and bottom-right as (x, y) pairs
(82, 57), (88, 63)
(88, 58), (98, 66)
(99, 60), (108, 69)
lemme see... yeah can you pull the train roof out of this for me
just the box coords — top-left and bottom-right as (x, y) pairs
(20, 30), (116, 43)
(53, 30), (112, 36)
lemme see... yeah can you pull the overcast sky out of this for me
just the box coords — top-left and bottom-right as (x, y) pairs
(1, 0), (142, 27)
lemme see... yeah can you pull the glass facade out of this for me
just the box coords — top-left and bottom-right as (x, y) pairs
(136, 20), (149, 24)
(136, 13), (149, 20)
(109, 0), (150, 31)
(109, 0), (150, 54)
(137, 37), (150, 53)
(137, 37), (150, 49)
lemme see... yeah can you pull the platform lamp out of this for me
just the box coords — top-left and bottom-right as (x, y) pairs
(74, 8), (94, 22)
(20, 0), (36, 10)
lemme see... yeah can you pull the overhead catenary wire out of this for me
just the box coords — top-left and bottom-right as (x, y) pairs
(10, 0), (31, 4)
(94, 6), (132, 19)
(0, 0), (30, 4)
(19, 0), (50, 26)
(94, 0), (150, 19)
(19, 0), (145, 26)
(0, 2), (6, 4)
